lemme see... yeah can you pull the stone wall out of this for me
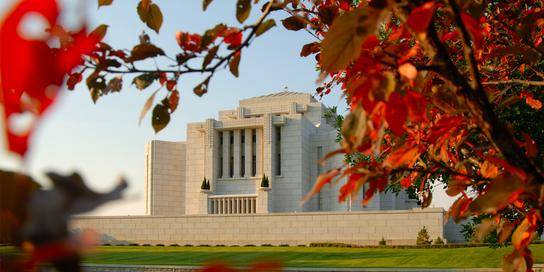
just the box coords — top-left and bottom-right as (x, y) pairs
(71, 208), (448, 246)
(145, 141), (186, 215)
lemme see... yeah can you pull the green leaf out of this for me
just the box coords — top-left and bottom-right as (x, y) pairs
(236, 0), (251, 24)
(137, 1), (163, 33)
(128, 43), (165, 62)
(89, 24), (108, 41)
(152, 103), (170, 133)
(255, 19), (276, 36)
(132, 72), (159, 90)
(229, 52), (241, 77)
(320, 7), (384, 73)
(203, 0), (213, 11)
(139, 89), (159, 125)
(98, 0), (113, 7)
(281, 16), (307, 31)
(202, 46), (219, 69)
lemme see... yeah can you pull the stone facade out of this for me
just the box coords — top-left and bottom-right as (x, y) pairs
(144, 91), (418, 216)
(71, 208), (445, 246)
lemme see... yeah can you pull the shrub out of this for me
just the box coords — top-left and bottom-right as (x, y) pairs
(199, 244), (210, 247)
(417, 226), (432, 245)
(261, 244), (273, 247)
(379, 237), (386, 246)
(279, 244), (289, 247)
(434, 237), (445, 245)
(142, 244), (151, 246)
(244, 244), (256, 247)
(215, 244), (225, 247)
(156, 244), (164, 246)
(297, 244), (307, 247)
(169, 244), (180, 247)
(200, 177), (210, 190)
(102, 243), (111, 246)
(184, 244), (193, 247)
(129, 243), (138, 246)
(260, 175), (269, 188)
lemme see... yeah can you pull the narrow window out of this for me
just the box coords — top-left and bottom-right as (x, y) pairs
(241, 132), (245, 177)
(229, 132), (234, 178)
(252, 129), (257, 176)
(219, 132), (223, 177)
(275, 127), (281, 176)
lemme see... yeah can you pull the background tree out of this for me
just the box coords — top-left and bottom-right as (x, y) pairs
(0, 0), (543, 271)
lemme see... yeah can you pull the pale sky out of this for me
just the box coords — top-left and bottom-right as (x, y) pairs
(0, 0), (455, 215)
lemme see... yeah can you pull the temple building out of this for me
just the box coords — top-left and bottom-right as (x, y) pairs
(144, 91), (418, 216)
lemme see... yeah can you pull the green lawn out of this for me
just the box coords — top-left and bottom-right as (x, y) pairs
(77, 244), (544, 268)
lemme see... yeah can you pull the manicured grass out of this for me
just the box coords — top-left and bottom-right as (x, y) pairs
(79, 244), (544, 268)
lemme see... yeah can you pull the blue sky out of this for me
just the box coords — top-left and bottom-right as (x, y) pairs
(0, 0), (454, 215)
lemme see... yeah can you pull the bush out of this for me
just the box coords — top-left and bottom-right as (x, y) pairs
(434, 237), (445, 245)
(215, 244), (225, 247)
(102, 243), (111, 246)
(379, 237), (386, 246)
(261, 244), (273, 247)
(129, 243), (138, 246)
(142, 244), (151, 246)
(279, 244), (289, 247)
(260, 175), (269, 188)
(156, 244), (164, 246)
(184, 244), (193, 247)
(199, 244), (210, 247)
(297, 244), (307, 247)
(417, 226), (432, 245)
(169, 244), (180, 247)
(200, 177), (210, 190)
(244, 244), (256, 247)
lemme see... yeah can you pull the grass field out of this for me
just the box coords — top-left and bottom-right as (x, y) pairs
(76, 244), (544, 268)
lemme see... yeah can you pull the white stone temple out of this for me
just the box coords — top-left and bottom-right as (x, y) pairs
(144, 91), (418, 216)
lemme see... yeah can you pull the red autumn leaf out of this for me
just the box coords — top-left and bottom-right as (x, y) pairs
(460, 13), (483, 50)
(406, 1), (437, 33)
(521, 133), (538, 158)
(0, 0), (99, 156)
(221, 28), (243, 48)
(67, 73), (83, 91)
(400, 176), (412, 188)
(511, 212), (538, 251)
(166, 80), (177, 91)
(448, 194), (472, 222)
(520, 91), (542, 110)
(176, 31), (202, 52)
(383, 144), (420, 168)
(384, 92), (408, 136)
(469, 174), (525, 214)
(168, 90), (180, 112)
(302, 168), (341, 203)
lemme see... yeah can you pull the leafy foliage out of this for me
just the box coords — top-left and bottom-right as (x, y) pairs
(416, 226), (432, 246)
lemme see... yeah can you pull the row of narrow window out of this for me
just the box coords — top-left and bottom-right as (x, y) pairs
(218, 127), (282, 178)
(219, 129), (259, 178)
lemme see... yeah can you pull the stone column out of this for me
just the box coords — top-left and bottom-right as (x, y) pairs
(222, 131), (230, 178)
(233, 130), (241, 178)
(244, 129), (252, 178)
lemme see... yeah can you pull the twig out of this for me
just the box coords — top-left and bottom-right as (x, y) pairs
(482, 80), (544, 86)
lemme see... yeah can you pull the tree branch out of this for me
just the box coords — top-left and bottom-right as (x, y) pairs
(482, 80), (544, 86)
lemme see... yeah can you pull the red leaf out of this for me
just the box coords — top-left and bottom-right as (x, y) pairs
(384, 92), (407, 136)
(520, 91), (542, 110)
(406, 1), (437, 33)
(302, 169), (341, 203)
(460, 13), (483, 50)
(383, 144), (420, 168)
(0, 0), (98, 156)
